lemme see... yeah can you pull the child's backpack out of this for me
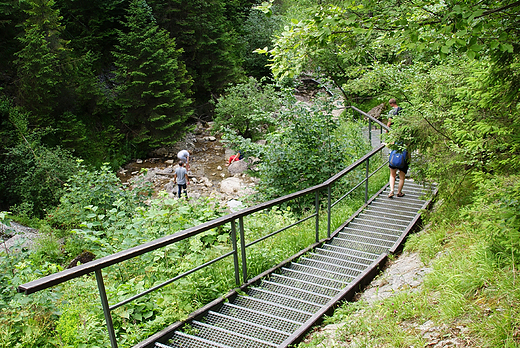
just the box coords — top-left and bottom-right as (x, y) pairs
(389, 149), (408, 170)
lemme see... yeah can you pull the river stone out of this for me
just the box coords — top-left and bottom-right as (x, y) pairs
(227, 199), (244, 212)
(200, 177), (213, 187)
(220, 177), (242, 194)
(164, 181), (175, 193)
(228, 160), (248, 175)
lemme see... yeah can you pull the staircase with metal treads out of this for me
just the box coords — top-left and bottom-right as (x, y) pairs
(16, 106), (437, 348)
(148, 179), (436, 348)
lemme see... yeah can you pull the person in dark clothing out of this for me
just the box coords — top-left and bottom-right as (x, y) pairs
(173, 161), (189, 199)
(386, 98), (402, 128)
(386, 98), (408, 198)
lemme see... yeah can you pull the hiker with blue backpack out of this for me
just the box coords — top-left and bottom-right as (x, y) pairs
(386, 98), (410, 198)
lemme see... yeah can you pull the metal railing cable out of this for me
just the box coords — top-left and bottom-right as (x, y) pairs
(18, 108), (390, 348)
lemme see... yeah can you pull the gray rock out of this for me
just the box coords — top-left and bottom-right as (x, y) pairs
(228, 160), (248, 175)
(227, 200), (244, 212)
(156, 167), (174, 175)
(164, 181), (175, 193)
(220, 177), (242, 194)
(1, 222), (39, 251)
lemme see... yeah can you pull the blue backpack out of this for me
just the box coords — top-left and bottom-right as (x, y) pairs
(389, 149), (408, 170)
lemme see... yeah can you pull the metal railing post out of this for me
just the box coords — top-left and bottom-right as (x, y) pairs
(368, 118), (372, 146)
(230, 219), (240, 286)
(315, 191), (320, 242)
(365, 158), (369, 203)
(327, 185), (331, 238)
(239, 217), (247, 284)
(95, 269), (118, 348)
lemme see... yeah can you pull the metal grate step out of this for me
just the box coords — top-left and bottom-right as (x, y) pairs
(279, 267), (349, 288)
(353, 215), (409, 228)
(220, 303), (302, 333)
(347, 222), (403, 235)
(205, 311), (290, 345)
(316, 245), (378, 263)
(341, 228), (400, 242)
(307, 252), (370, 270)
(163, 331), (234, 348)
(288, 262), (356, 283)
(369, 201), (422, 215)
(247, 287), (322, 313)
(298, 256), (364, 275)
(233, 295), (312, 324)
(189, 320), (277, 348)
(268, 273), (341, 297)
(260, 280), (332, 306)
(329, 237), (388, 254)
(364, 205), (416, 218)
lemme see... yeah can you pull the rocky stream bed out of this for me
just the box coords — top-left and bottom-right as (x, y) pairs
(117, 121), (259, 210)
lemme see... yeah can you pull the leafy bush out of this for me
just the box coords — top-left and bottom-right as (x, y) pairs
(0, 137), (78, 218)
(214, 77), (283, 140)
(46, 161), (152, 231)
(464, 174), (520, 267)
(257, 98), (371, 199)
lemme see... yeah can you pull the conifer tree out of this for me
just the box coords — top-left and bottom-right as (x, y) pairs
(14, 0), (70, 124)
(113, 0), (193, 149)
(148, 0), (246, 114)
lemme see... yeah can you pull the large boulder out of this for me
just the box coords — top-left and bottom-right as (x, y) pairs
(228, 160), (248, 175)
(200, 177), (213, 187)
(220, 177), (242, 194)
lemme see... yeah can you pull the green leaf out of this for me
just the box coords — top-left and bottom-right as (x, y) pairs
(500, 43), (514, 53)
(469, 44), (481, 52)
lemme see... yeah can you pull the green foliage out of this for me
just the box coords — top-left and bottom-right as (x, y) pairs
(112, 0), (193, 150)
(46, 161), (152, 231)
(257, 97), (370, 199)
(239, 7), (282, 79)
(148, 0), (247, 112)
(214, 77), (283, 140)
(0, 135), (78, 218)
(55, 0), (127, 70)
(365, 0), (519, 60)
(462, 174), (520, 268)
(260, 3), (398, 103)
(14, 0), (69, 122)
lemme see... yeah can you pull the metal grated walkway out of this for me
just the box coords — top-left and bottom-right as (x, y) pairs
(140, 179), (436, 348)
